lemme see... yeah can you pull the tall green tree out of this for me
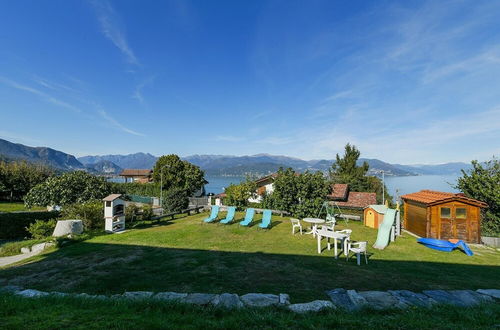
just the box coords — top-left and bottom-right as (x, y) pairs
(270, 168), (329, 218)
(456, 158), (500, 236)
(329, 144), (391, 204)
(152, 155), (206, 196)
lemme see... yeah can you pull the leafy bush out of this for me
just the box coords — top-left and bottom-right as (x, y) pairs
(0, 211), (60, 239)
(125, 204), (139, 222)
(152, 155), (207, 196)
(162, 188), (189, 213)
(111, 182), (161, 197)
(25, 171), (113, 208)
(224, 179), (257, 209)
(141, 204), (154, 221)
(0, 160), (54, 202)
(60, 200), (104, 230)
(26, 219), (57, 239)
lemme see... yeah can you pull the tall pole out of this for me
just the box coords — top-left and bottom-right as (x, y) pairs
(382, 171), (385, 205)
(159, 164), (169, 215)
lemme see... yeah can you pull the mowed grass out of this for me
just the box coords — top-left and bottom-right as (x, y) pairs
(1, 293), (499, 329)
(0, 202), (45, 212)
(0, 211), (499, 302)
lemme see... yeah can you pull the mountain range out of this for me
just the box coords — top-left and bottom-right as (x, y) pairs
(0, 138), (473, 176)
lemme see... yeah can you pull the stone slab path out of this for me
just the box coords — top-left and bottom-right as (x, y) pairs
(0, 251), (40, 267)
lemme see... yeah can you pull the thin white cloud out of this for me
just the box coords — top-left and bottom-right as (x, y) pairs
(90, 0), (139, 65)
(132, 76), (155, 104)
(32, 75), (80, 93)
(97, 109), (145, 136)
(213, 135), (243, 142)
(0, 76), (80, 113)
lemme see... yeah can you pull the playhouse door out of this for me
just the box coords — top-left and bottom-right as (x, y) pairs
(452, 204), (469, 241)
(439, 205), (453, 240)
(365, 210), (375, 228)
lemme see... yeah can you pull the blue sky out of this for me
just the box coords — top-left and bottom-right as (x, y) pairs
(1, 0), (499, 164)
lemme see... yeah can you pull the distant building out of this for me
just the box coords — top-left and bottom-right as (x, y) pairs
(327, 183), (377, 209)
(248, 174), (277, 203)
(120, 169), (153, 183)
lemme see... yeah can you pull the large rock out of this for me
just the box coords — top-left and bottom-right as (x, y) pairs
(279, 293), (290, 305)
(20, 247), (31, 254)
(214, 293), (243, 309)
(477, 289), (500, 300)
(448, 290), (493, 306)
(346, 290), (367, 309)
(358, 291), (408, 310)
(122, 291), (154, 299)
(52, 220), (83, 237)
(31, 243), (47, 253)
(288, 300), (335, 313)
(422, 290), (464, 306)
(326, 288), (356, 310)
(388, 290), (435, 308)
(240, 293), (280, 307)
(15, 289), (49, 298)
(154, 292), (188, 301)
(182, 293), (218, 305)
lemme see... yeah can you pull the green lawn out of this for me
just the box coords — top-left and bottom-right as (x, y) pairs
(0, 211), (499, 303)
(0, 202), (45, 212)
(1, 293), (498, 329)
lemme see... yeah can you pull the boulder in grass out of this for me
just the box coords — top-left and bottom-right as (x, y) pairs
(240, 293), (280, 307)
(214, 293), (243, 309)
(358, 291), (408, 310)
(477, 289), (500, 300)
(123, 291), (154, 299)
(154, 292), (188, 301)
(279, 293), (290, 305)
(16, 289), (49, 298)
(182, 293), (218, 306)
(448, 290), (493, 306)
(52, 220), (83, 237)
(288, 300), (335, 313)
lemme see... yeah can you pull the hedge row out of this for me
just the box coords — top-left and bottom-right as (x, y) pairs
(0, 211), (60, 239)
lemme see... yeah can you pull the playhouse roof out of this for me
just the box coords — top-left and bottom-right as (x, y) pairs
(120, 169), (152, 177)
(401, 190), (488, 208)
(366, 204), (388, 214)
(103, 194), (122, 202)
(329, 184), (349, 200)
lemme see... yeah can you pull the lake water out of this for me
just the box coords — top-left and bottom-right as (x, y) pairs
(205, 174), (461, 198)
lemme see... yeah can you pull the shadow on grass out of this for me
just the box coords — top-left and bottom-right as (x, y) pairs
(0, 241), (499, 302)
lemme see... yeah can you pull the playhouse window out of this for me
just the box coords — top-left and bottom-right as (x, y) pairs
(456, 208), (467, 219)
(440, 207), (451, 218)
(106, 201), (111, 207)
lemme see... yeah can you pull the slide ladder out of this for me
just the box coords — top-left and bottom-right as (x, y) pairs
(373, 208), (397, 250)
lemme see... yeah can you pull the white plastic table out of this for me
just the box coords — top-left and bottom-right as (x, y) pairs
(302, 218), (325, 237)
(316, 228), (352, 259)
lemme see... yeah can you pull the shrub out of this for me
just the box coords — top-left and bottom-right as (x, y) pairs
(0, 211), (60, 239)
(141, 204), (154, 221)
(224, 180), (257, 209)
(111, 182), (161, 197)
(26, 219), (57, 239)
(25, 171), (113, 208)
(125, 204), (139, 222)
(60, 200), (104, 230)
(162, 188), (188, 213)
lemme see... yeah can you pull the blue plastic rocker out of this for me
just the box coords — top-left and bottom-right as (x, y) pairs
(239, 208), (255, 226)
(203, 205), (220, 223)
(220, 206), (236, 224)
(258, 210), (272, 229)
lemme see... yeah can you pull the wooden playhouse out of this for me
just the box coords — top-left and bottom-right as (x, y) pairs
(401, 190), (488, 243)
(364, 205), (388, 229)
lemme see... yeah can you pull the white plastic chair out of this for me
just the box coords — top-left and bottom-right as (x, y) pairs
(290, 218), (302, 235)
(346, 241), (368, 265)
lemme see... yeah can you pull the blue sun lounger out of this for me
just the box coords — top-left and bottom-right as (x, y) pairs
(239, 208), (255, 226)
(258, 210), (272, 229)
(220, 206), (236, 224)
(203, 205), (220, 223)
